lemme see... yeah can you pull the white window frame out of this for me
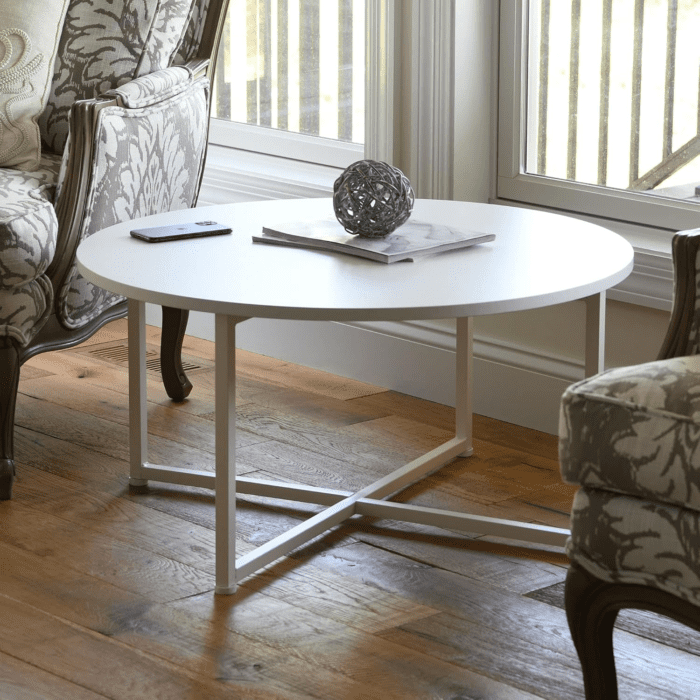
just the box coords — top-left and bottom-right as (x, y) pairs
(206, 1), (367, 174)
(496, 0), (700, 253)
(202, 1), (458, 206)
(208, 118), (363, 170)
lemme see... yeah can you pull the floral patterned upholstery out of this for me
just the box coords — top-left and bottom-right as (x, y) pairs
(58, 73), (209, 329)
(567, 488), (700, 606)
(560, 354), (700, 605)
(561, 355), (700, 511)
(39, 0), (196, 155)
(0, 154), (62, 345)
(173, 0), (211, 65)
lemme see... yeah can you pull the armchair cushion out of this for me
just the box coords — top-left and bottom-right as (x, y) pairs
(40, 0), (197, 155)
(560, 355), (700, 512)
(0, 153), (62, 345)
(0, 0), (70, 170)
(0, 154), (62, 290)
(566, 487), (700, 607)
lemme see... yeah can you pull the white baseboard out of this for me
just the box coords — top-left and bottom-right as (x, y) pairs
(148, 305), (576, 435)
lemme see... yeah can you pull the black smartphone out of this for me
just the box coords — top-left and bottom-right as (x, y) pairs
(130, 221), (232, 242)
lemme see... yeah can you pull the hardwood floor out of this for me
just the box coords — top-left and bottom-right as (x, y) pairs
(2, 319), (699, 699)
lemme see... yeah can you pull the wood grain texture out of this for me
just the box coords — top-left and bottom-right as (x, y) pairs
(0, 650), (107, 700)
(1, 318), (697, 699)
(528, 580), (700, 658)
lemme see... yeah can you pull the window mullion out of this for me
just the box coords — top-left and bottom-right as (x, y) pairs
(365, 0), (455, 199)
(364, 0), (395, 163)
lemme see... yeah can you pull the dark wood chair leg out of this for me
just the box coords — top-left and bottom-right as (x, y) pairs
(160, 306), (193, 402)
(0, 338), (21, 500)
(565, 562), (700, 698)
(565, 564), (621, 700)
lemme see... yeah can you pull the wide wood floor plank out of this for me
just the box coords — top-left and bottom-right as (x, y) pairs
(173, 586), (544, 700)
(240, 556), (440, 635)
(14, 460), (349, 567)
(23, 349), (218, 417)
(13, 466), (221, 573)
(342, 519), (567, 594)
(348, 391), (559, 462)
(236, 437), (389, 492)
(0, 650), (109, 700)
(0, 544), (397, 699)
(0, 593), (304, 700)
(77, 316), (130, 347)
(1, 500), (214, 602)
(381, 609), (700, 700)
(15, 393), (224, 472)
(18, 377), (266, 455)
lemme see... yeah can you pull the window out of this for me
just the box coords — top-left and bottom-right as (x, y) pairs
(498, 0), (700, 234)
(211, 0), (365, 166)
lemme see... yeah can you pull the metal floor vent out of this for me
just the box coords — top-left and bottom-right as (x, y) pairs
(87, 343), (204, 374)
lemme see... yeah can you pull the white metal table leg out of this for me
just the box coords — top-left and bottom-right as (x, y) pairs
(214, 314), (244, 595)
(128, 299), (148, 487)
(456, 317), (474, 457)
(584, 292), (606, 377)
(125, 308), (569, 594)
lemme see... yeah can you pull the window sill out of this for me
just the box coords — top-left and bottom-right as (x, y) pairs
(198, 143), (343, 204)
(208, 119), (364, 169)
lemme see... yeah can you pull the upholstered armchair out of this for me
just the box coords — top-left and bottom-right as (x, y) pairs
(0, 0), (229, 499)
(559, 229), (700, 698)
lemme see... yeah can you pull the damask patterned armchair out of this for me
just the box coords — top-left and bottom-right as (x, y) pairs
(559, 229), (700, 698)
(0, 0), (229, 499)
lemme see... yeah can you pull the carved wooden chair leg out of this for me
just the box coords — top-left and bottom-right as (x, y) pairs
(0, 338), (21, 500)
(566, 561), (700, 698)
(160, 306), (193, 401)
(564, 564), (621, 700)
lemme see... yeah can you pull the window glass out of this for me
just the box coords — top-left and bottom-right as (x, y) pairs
(527, 0), (700, 201)
(213, 0), (365, 144)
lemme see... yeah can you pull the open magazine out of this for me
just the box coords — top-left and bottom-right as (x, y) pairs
(253, 218), (495, 264)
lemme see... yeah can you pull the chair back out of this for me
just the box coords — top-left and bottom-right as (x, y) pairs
(39, 0), (227, 155)
(657, 230), (700, 360)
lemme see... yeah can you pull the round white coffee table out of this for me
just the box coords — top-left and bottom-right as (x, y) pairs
(77, 198), (634, 594)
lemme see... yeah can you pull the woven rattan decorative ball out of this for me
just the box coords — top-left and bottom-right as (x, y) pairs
(333, 160), (415, 238)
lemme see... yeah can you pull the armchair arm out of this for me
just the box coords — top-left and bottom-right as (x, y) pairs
(102, 60), (209, 109)
(48, 64), (212, 326)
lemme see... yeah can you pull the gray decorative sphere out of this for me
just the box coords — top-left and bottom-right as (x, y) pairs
(333, 160), (415, 238)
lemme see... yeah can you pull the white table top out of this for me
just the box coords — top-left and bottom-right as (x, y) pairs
(76, 198), (634, 321)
